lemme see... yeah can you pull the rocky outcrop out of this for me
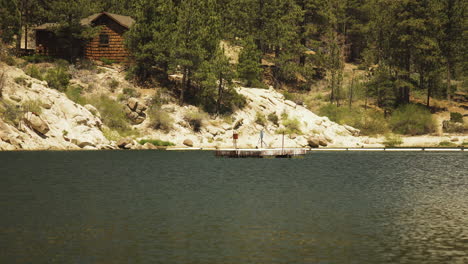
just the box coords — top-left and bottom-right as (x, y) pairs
(0, 63), (369, 151)
(116, 137), (134, 149)
(344, 125), (360, 136)
(23, 112), (50, 135)
(307, 137), (320, 148)
(142, 142), (158, 150)
(0, 64), (110, 150)
(125, 98), (147, 124)
(183, 139), (193, 147)
(136, 87), (368, 148)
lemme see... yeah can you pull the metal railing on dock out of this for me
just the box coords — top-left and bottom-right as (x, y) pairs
(215, 148), (308, 158)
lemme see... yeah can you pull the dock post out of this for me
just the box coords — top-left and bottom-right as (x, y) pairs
(282, 132), (285, 155)
(233, 132), (238, 149)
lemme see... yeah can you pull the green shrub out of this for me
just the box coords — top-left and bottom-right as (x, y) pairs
(0, 99), (22, 126)
(282, 91), (306, 105)
(218, 88), (247, 113)
(355, 110), (389, 135)
(439, 141), (457, 147)
(87, 95), (131, 134)
(65, 85), (86, 105)
(383, 134), (403, 148)
(268, 112), (279, 126)
(21, 54), (53, 63)
(250, 79), (268, 89)
(22, 99), (42, 114)
(102, 127), (121, 141)
(45, 67), (70, 91)
(450, 112), (463, 123)
(118, 87), (140, 101)
(55, 59), (69, 68)
(282, 90), (295, 101)
(24, 65), (44, 80)
(100, 58), (115, 65)
(150, 88), (172, 107)
(184, 110), (207, 132)
(138, 139), (175, 146)
(277, 116), (302, 135)
(75, 59), (96, 71)
(108, 79), (119, 92)
(255, 112), (267, 126)
(123, 87), (139, 97)
(443, 121), (465, 133)
(389, 104), (435, 135)
(3, 55), (16, 66)
(148, 108), (174, 132)
(319, 104), (389, 135)
(14, 76), (27, 86)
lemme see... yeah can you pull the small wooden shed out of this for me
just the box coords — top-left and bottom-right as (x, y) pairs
(35, 12), (135, 62)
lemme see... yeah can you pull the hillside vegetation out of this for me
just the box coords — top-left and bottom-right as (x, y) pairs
(1, 0), (467, 144)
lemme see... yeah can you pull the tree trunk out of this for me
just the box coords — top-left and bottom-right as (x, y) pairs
(419, 70), (424, 91)
(24, 22), (28, 51)
(16, 11), (23, 55)
(426, 82), (431, 108)
(330, 70), (335, 103)
(446, 63), (451, 105)
(180, 67), (186, 105)
(349, 71), (354, 109)
(216, 74), (223, 114)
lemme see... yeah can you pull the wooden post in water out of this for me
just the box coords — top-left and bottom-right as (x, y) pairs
(233, 132), (238, 149)
(282, 132), (285, 156)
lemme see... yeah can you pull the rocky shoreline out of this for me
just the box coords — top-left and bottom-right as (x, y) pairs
(1, 63), (466, 151)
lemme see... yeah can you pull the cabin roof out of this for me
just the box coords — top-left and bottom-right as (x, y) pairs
(36, 12), (135, 31)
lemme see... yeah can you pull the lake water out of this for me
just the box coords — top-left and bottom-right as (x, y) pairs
(0, 151), (467, 263)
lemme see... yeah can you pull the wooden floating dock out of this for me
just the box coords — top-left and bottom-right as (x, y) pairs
(309, 147), (465, 152)
(215, 148), (308, 158)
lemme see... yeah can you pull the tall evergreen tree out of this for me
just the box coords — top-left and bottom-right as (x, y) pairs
(237, 37), (262, 87)
(45, 0), (99, 60)
(194, 46), (239, 114)
(0, 0), (20, 44)
(173, 0), (220, 104)
(437, 0), (466, 103)
(17, 0), (47, 52)
(126, 0), (176, 82)
(98, 0), (135, 15)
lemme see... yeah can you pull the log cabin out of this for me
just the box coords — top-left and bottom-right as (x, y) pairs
(35, 12), (135, 62)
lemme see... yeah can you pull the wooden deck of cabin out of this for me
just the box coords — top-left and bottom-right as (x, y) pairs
(215, 148), (308, 158)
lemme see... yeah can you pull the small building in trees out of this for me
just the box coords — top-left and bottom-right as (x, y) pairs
(35, 12), (134, 62)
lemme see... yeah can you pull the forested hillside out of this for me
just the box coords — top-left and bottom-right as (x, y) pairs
(1, 0), (467, 140)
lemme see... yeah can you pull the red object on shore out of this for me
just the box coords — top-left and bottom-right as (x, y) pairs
(233, 133), (238, 140)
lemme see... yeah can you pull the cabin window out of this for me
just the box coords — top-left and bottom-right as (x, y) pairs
(99, 34), (109, 47)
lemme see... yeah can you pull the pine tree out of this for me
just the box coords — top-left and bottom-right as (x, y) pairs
(437, 0), (466, 103)
(195, 46), (239, 114)
(45, 0), (100, 60)
(237, 37), (262, 87)
(98, 0), (135, 15)
(0, 0), (20, 45)
(320, 0), (347, 105)
(126, 0), (176, 82)
(173, 0), (220, 104)
(17, 0), (47, 52)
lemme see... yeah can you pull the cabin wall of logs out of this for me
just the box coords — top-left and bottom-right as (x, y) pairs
(84, 16), (129, 63)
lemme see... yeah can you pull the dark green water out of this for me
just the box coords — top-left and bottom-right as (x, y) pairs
(0, 151), (467, 264)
